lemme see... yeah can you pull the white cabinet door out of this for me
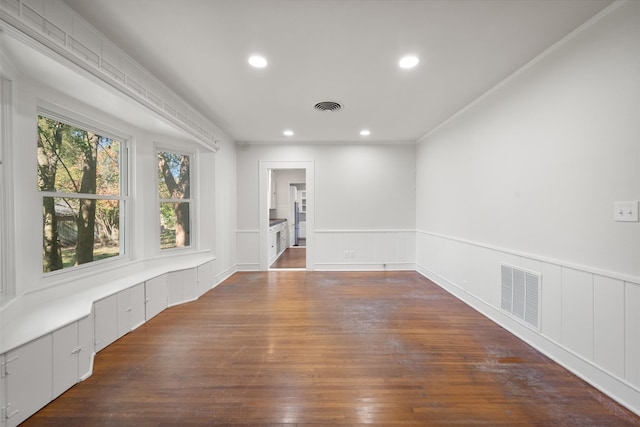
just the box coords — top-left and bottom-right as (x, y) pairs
(269, 227), (277, 262)
(94, 294), (118, 352)
(78, 315), (94, 381)
(168, 269), (197, 306)
(129, 283), (146, 330)
(116, 284), (146, 338)
(52, 315), (95, 399)
(52, 322), (78, 398)
(300, 190), (307, 213)
(196, 261), (214, 297)
(280, 225), (288, 250)
(145, 275), (168, 321)
(0, 354), (5, 427)
(4, 335), (52, 427)
(268, 169), (277, 209)
(182, 268), (197, 302)
(117, 289), (131, 339)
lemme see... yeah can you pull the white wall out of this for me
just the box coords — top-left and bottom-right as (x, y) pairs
(237, 143), (416, 270)
(213, 137), (237, 282)
(415, 1), (640, 414)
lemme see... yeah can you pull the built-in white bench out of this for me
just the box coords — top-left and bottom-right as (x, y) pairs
(0, 253), (218, 427)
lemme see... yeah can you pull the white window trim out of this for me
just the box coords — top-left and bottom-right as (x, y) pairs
(36, 106), (130, 277)
(0, 76), (15, 298)
(156, 145), (197, 253)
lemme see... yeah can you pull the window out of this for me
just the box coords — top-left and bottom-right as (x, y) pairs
(37, 113), (125, 273)
(157, 150), (192, 250)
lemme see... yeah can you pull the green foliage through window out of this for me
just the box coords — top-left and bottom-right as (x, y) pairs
(37, 114), (123, 272)
(158, 151), (191, 249)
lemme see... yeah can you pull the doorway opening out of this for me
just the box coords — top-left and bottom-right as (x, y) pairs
(260, 161), (314, 271)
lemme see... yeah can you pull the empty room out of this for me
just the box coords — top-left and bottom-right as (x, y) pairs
(0, 0), (638, 425)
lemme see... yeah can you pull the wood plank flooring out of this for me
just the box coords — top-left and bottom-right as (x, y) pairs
(271, 247), (306, 269)
(24, 271), (640, 426)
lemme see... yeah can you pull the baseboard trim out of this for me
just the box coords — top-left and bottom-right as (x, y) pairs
(215, 265), (237, 286)
(236, 263), (260, 271)
(315, 262), (416, 271)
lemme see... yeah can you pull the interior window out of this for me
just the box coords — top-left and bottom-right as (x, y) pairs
(157, 150), (192, 250)
(37, 113), (125, 273)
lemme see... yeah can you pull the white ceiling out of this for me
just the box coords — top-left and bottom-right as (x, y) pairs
(62, 0), (612, 144)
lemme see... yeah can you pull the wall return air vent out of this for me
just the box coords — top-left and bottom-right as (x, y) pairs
(501, 264), (540, 329)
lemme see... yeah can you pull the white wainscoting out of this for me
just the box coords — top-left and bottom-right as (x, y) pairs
(416, 230), (640, 416)
(236, 230), (261, 271)
(315, 229), (416, 271)
(236, 229), (416, 271)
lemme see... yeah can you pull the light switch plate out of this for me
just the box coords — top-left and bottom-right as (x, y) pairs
(614, 201), (639, 222)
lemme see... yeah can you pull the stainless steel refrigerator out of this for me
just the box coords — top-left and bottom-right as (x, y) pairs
(294, 202), (300, 246)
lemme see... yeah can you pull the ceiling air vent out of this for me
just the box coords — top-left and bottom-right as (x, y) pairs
(314, 101), (342, 112)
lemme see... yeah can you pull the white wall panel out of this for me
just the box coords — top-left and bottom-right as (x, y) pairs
(314, 231), (415, 270)
(474, 247), (518, 309)
(540, 262), (562, 343)
(520, 258), (542, 274)
(214, 137), (237, 278)
(561, 268), (593, 360)
(416, 233), (436, 272)
(236, 231), (260, 269)
(626, 282), (640, 388)
(593, 275), (625, 378)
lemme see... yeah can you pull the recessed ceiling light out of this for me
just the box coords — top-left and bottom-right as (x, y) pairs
(283, 130), (294, 137)
(399, 55), (419, 69)
(360, 130), (371, 136)
(248, 55), (268, 68)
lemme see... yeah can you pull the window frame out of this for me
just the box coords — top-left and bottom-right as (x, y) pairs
(37, 106), (129, 276)
(156, 146), (196, 252)
(0, 76), (13, 296)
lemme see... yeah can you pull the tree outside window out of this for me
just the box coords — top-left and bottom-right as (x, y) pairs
(37, 114), (123, 272)
(158, 151), (191, 249)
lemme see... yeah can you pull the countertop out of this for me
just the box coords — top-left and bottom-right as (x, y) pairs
(269, 218), (287, 227)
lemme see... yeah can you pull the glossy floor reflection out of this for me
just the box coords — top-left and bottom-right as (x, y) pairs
(23, 271), (640, 426)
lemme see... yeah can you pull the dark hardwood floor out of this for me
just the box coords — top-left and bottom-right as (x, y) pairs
(24, 271), (640, 426)
(271, 247), (306, 269)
